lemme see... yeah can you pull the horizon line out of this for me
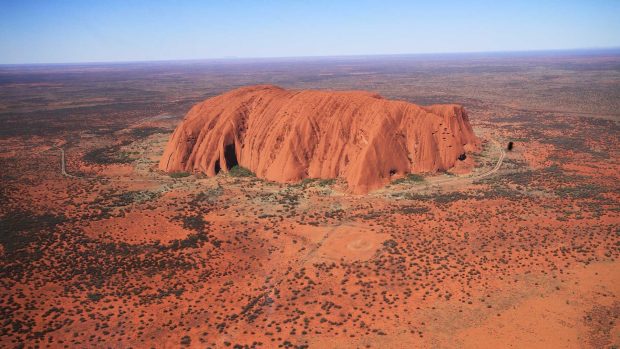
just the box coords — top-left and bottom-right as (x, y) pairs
(2, 46), (620, 67)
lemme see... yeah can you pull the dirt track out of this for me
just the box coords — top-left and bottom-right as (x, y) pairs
(56, 135), (505, 188)
(423, 137), (505, 188)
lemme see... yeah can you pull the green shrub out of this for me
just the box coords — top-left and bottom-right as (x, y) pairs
(170, 172), (191, 178)
(180, 335), (191, 346)
(392, 173), (425, 185)
(87, 293), (103, 302)
(317, 179), (336, 187)
(84, 145), (133, 164)
(130, 127), (167, 138)
(294, 177), (335, 188)
(228, 166), (255, 177)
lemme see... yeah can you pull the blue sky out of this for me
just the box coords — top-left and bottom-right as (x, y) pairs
(1, 0), (619, 64)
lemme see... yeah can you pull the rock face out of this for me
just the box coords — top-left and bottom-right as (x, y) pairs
(159, 85), (479, 193)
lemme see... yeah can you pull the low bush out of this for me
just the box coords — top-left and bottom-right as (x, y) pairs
(392, 173), (425, 185)
(170, 172), (191, 178)
(228, 165), (255, 177)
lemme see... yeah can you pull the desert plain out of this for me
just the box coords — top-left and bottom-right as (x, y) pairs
(1, 51), (619, 348)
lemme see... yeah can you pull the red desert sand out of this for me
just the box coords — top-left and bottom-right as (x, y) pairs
(160, 85), (479, 193)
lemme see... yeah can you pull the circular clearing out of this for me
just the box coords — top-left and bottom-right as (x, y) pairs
(347, 239), (373, 251)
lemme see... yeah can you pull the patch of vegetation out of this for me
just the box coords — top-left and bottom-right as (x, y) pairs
(191, 186), (223, 205)
(294, 178), (316, 188)
(317, 179), (336, 187)
(138, 286), (186, 305)
(400, 206), (430, 215)
(87, 292), (103, 302)
(392, 173), (425, 185)
(170, 171), (191, 178)
(355, 211), (383, 220)
(169, 232), (210, 250)
(556, 183), (605, 200)
(228, 165), (255, 177)
(84, 145), (133, 165)
(398, 191), (471, 204)
(537, 133), (609, 160)
(129, 127), (167, 138)
(293, 177), (336, 189)
(432, 192), (472, 204)
(0, 211), (68, 282)
(0, 211), (67, 253)
(180, 335), (191, 346)
(475, 168), (534, 187)
(383, 239), (400, 254)
(383, 240), (398, 248)
(111, 190), (160, 206)
(479, 184), (524, 200)
(177, 214), (209, 232)
(275, 189), (301, 211)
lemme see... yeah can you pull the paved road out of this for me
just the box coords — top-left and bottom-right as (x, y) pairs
(59, 148), (75, 178)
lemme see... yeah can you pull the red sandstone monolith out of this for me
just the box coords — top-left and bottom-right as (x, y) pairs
(160, 85), (479, 193)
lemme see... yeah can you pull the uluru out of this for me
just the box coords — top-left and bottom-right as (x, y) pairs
(159, 85), (479, 193)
